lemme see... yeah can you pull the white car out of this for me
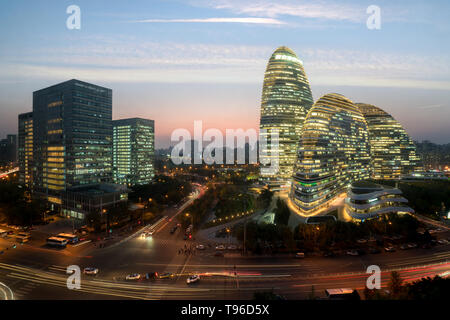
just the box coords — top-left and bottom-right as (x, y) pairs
(346, 250), (359, 256)
(186, 275), (200, 284)
(196, 244), (205, 250)
(126, 273), (141, 281)
(83, 267), (99, 275)
(215, 245), (225, 250)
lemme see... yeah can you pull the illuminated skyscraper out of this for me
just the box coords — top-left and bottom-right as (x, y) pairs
(18, 112), (33, 188)
(32, 79), (113, 206)
(290, 93), (372, 213)
(259, 46), (313, 189)
(356, 103), (422, 179)
(113, 118), (155, 186)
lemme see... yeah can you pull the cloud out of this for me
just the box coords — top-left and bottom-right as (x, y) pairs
(1, 39), (450, 90)
(132, 17), (285, 25)
(191, 0), (366, 22)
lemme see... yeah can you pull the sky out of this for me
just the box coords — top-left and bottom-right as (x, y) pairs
(0, 0), (449, 148)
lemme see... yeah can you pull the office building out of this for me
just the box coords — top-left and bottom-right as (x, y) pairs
(357, 103), (422, 179)
(344, 180), (414, 221)
(290, 93), (372, 213)
(32, 79), (113, 206)
(113, 118), (155, 186)
(18, 112), (33, 187)
(259, 46), (314, 189)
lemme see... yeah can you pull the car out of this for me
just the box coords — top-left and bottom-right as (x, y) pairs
(215, 245), (225, 250)
(438, 239), (449, 245)
(170, 226), (178, 234)
(196, 244), (205, 250)
(400, 244), (409, 250)
(227, 245), (237, 250)
(83, 267), (99, 275)
(125, 273), (141, 281)
(159, 272), (175, 279)
(147, 229), (155, 236)
(407, 243), (418, 249)
(140, 232), (147, 239)
(357, 239), (367, 244)
(369, 247), (381, 254)
(295, 252), (305, 258)
(384, 246), (396, 252)
(186, 275), (200, 284)
(145, 272), (158, 280)
(214, 251), (224, 257)
(346, 250), (359, 256)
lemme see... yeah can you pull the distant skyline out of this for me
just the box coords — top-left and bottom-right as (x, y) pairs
(1, 0), (449, 147)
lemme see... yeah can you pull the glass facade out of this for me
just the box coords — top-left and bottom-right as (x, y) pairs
(113, 118), (155, 186)
(32, 79), (113, 204)
(259, 46), (313, 188)
(290, 93), (372, 213)
(344, 181), (414, 221)
(18, 112), (33, 187)
(356, 103), (423, 179)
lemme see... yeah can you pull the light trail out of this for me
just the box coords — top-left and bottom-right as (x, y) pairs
(0, 282), (14, 300)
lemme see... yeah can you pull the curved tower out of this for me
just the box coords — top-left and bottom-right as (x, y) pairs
(259, 46), (313, 189)
(290, 93), (372, 213)
(356, 103), (422, 179)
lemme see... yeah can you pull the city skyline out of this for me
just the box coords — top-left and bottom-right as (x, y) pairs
(0, 1), (450, 147)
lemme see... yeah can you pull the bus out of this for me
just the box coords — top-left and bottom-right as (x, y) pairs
(16, 232), (31, 243)
(46, 237), (68, 248)
(325, 289), (360, 300)
(57, 233), (79, 244)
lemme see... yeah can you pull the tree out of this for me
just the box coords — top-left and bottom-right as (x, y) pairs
(274, 198), (291, 226)
(388, 271), (404, 299)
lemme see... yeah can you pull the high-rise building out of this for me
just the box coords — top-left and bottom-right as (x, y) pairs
(290, 93), (372, 214)
(113, 118), (155, 186)
(259, 46), (314, 189)
(18, 112), (33, 187)
(356, 103), (422, 179)
(32, 79), (113, 206)
(0, 134), (17, 164)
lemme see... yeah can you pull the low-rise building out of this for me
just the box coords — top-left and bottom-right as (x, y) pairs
(61, 183), (129, 220)
(344, 181), (414, 221)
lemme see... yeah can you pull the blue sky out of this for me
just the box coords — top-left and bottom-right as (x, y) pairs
(0, 0), (449, 147)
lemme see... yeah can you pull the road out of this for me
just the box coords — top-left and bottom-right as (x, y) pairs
(0, 184), (449, 300)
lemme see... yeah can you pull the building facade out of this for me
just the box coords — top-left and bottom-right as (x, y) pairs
(61, 183), (129, 220)
(113, 118), (155, 186)
(18, 112), (33, 187)
(290, 93), (372, 213)
(32, 79), (113, 206)
(357, 103), (422, 179)
(259, 46), (314, 189)
(344, 180), (414, 221)
(0, 134), (17, 165)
